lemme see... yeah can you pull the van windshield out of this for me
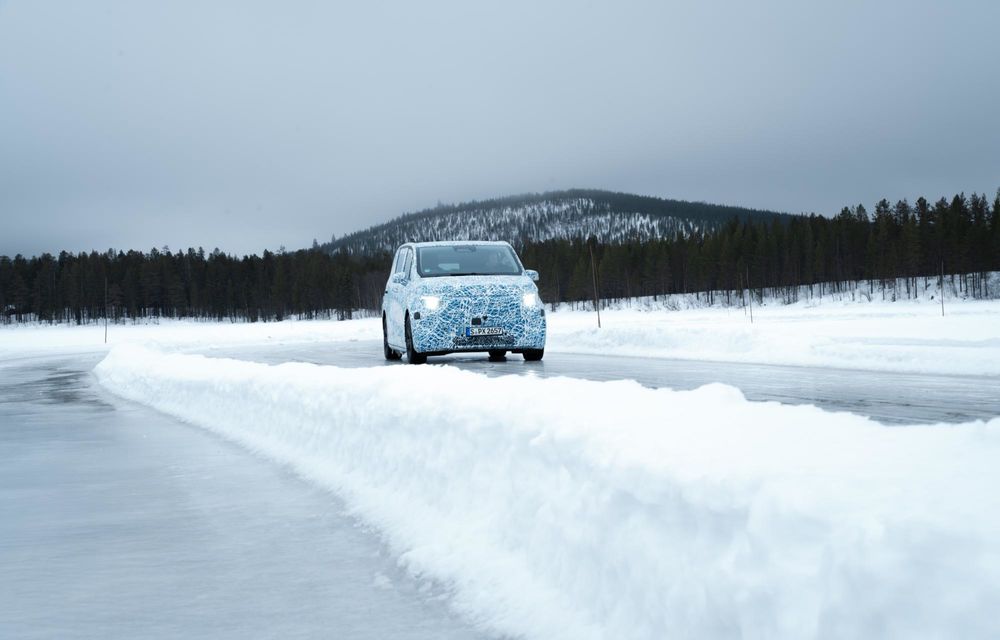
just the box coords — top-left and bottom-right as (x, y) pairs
(416, 245), (522, 277)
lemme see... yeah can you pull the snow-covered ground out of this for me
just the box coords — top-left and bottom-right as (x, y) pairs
(6, 289), (999, 638)
(4, 293), (1000, 377)
(0, 317), (378, 357)
(546, 274), (1000, 376)
(547, 298), (1000, 376)
(95, 345), (1000, 640)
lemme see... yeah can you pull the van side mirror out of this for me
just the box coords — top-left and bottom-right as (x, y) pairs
(390, 272), (406, 285)
(524, 269), (539, 282)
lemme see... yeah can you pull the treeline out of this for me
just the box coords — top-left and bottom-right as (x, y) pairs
(0, 247), (391, 324)
(523, 191), (1000, 306)
(2, 190), (998, 324)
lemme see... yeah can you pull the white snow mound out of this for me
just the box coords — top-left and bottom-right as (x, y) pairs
(95, 345), (1000, 640)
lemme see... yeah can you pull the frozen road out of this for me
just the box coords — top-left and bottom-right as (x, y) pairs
(0, 354), (487, 640)
(207, 340), (1000, 425)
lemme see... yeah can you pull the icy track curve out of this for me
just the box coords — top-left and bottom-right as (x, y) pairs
(95, 346), (1000, 640)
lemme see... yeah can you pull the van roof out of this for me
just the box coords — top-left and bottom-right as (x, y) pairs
(404, 240), (513, 249)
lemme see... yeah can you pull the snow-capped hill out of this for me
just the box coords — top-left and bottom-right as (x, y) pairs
(324, 189), (789, 255)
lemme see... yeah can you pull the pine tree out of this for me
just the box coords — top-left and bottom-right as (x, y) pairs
(992, 191), (1000, 271)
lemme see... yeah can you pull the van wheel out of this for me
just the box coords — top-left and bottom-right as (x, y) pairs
(383, 315), (401, 361)
(405, 314), (426, 365)
(522, 349), (544, 361)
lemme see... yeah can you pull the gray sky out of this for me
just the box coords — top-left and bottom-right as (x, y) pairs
(2, 0), (998, 257)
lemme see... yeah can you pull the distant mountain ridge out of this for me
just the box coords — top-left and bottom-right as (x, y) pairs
(322, 189), (792, 256)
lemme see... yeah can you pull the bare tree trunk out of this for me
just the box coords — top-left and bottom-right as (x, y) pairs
(589, 243), (601, 329)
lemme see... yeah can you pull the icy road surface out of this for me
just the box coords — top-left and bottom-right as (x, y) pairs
(204, 340), (1000, 425)
(0, 354), (487, 640)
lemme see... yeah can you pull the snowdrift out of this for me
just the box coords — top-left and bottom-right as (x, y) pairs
(546, 299), (1000, 377)
(95, 346), (1000, 640)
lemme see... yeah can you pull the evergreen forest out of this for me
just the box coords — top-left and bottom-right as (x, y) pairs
(2, 191), (998, 325)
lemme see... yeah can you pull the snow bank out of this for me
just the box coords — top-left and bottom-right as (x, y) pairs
(95, 346), (1000, 640)
(546, 299), (1000, 376)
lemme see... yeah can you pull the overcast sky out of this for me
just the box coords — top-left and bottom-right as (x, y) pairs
(1, 1), (998, 257)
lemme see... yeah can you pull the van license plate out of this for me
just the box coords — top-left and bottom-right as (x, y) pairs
(467, 327), (504, 336)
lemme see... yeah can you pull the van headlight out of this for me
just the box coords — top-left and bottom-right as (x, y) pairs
(421, 295), (441, 311)
(522, 293), (537, 307)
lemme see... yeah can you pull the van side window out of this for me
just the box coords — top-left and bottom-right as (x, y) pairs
(392, 249), (405, 274)
(402, 248), (413, 277)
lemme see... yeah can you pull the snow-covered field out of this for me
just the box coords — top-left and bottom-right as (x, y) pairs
(95, 345), (1000, 639)
(547, 298), (1000, 376)
(3, 294), (1000, 377)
